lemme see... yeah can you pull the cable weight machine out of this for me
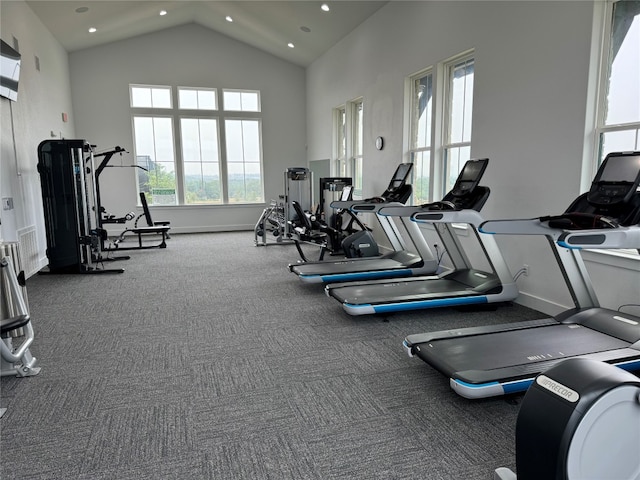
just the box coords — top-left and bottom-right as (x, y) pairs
(37, 139), (123, 274)
(254, 167), (314, 246)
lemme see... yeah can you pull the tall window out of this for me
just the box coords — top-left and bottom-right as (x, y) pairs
(333, 100), (364, 197)
(351, 99), (364, 198)
(335, 106), (347, 176)
(408, 70), (433, 204)
(596, 1), (640, 165)
(225, 119), (262, 203)
(444, 55), (474, 193)
(180, 118), (221, 204)
(130, 85), (264, 205)
(133, 116), (178, 204)
(407, 51), (475, 204)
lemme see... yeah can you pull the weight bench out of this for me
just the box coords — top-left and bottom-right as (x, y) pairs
(110, 193), (171, 250)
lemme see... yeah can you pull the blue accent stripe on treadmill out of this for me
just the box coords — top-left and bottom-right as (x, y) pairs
(369, 295), (488, 313)
(502, 378), (534, 394)
(322, 269), (412, 283)
(453, 378), (500, 388)
(615, 359), (640, 372)
(478, 227), (495, 234)
(557, 241), (581, 250)
(453, 377), (533, 395)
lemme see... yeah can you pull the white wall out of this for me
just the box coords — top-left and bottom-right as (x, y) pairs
(0, 0), (75, 271)
(68, 23), (307, 234)
(306, 1), (639, 314)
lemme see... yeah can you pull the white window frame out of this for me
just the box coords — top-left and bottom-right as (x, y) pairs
(349, 98), (364, 199)
(406, 50), (475, 204)
(442, 52), (475, 195)
(130, 85), (264, 206)
(593, 0), (640, 171)
(591, 0), (640, 257)
(333, 105), (347, 176)
(407, 67), (436, 205)
(332, 99), (364, 197)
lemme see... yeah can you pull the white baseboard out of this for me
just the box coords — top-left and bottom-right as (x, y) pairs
(514, 291), (569, 316)
(105, 224), (254, 236)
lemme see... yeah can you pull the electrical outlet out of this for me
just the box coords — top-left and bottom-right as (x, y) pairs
(2, 197), (14, 210)
(523, 264), (529, 276)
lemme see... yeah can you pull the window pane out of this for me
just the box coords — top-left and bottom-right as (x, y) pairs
(605, 3), (640, 125)
(151, 88), (171, 108)
(223, 91), (241, 111)
(354, 157), (363, 199)
(337, 107), (346, 160)
(412, 150), (431, 205)
(444, 146), (470, 193)
(133, 116), (176, 205)
(450, 59), (474, 144)
(131, 86), (171, 108)
(181, 118), (221, 204)
(413, 74), (433, 149)
(179, 89), (198, 109)
(241, 92), (259, 111)
(131, 87), (152, 107)
(600, 129), (640, 159)
(225, 119), (263, 203)
(198, 90), (217, 110)
(179, 88), (217, 110)
(355, 103), (363, 156)
(223, 90), (260, 112)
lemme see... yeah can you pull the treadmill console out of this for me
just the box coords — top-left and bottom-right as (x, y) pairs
(386, 163), (413, 192)
(587, 151), (640, 207)
(450, 158), (489, 197)
(373, 163), (414, 204)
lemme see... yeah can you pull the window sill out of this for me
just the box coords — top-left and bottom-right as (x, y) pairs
(582, 249), (640, 272)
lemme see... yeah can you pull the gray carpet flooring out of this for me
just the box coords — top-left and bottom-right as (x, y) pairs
(0, 232), (544, 479)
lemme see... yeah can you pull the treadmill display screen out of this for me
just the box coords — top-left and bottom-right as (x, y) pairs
(460, 160), (487, 182)
(451, 158), (489, 196)
(388, 163), (413, 190)
(598, 154), (640, 183)
(340, 185), (353, 201)
(589, 151), (640, 206)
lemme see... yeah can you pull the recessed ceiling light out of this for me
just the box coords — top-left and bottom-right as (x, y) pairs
(75, 6), (89, 13)
(300, 26), (311, 33)
(159, 10), (167, 16)
(288, 42), (295, 48)
(321, 4), (330, 12)
(225, 16), (233, 22)
(88, 27), (97, 33)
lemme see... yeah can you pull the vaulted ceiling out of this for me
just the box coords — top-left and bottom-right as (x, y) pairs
(26, 1), (387, 67)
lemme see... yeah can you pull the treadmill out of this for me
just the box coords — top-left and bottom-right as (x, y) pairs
(289, 163), (438, 283)
(403, 150), (640, 399)
(326, 158), (519, 315)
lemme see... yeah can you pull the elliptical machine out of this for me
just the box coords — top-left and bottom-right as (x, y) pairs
(339, 162), (414, 258)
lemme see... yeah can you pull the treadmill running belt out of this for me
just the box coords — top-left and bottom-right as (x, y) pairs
(415, 324), (630, 373)
(330, 278), (476, 304)
(292, 256), (416, 275)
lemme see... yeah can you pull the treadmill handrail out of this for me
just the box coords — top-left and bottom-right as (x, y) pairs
(378, 204), (456, 218)
(558, 225), (640, 249)
(479, 218), (565, 237)
(410, 209), (486, 227)
(480, 218), (640, 250)
(329, 200), (406, 214)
